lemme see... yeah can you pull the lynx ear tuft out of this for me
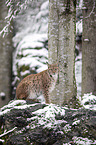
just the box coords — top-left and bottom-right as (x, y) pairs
(46, 62), (48, 64)
(46, 62), (51, 68)
(48, 63), (58, 69)
(48, 64), (51, 68)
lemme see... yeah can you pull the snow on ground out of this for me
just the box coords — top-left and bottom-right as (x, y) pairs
(0, 100), (66, 131)
(0, 93), (96, 144)
(0, 100), (41, 116)
(30, 104), (66, 129)
(0, 92), (96, 118)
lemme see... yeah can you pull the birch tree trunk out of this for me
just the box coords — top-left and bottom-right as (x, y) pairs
(48, 0), (78, 107)
(0, 0), (13, 107)
(82, 0), (96, 96)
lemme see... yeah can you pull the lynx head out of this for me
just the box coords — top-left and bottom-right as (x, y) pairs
(48, 63), (58, 74)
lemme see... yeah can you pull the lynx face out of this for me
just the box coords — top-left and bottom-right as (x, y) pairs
(16, 64), (58, 104)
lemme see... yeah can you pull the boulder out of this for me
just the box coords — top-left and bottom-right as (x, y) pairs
(0, 100), (96, 144)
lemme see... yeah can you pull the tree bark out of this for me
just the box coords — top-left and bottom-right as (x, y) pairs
(48, 0), (78, 107)
(82, 0), (96, 96)
(0, 0), (13, 107)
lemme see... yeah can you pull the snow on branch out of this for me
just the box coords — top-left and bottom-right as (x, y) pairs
(0, 0), (33, 37)
(0, 127), (17, 138)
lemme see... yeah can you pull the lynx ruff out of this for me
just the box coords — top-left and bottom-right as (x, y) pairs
(16, 64), (58, 104)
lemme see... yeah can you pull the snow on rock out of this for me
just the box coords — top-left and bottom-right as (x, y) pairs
(0, 100), (26, 115)
(31, 104), (66, 129)
(0, 99), (96, 144)
(81, 93), (96, 110)
(73, 136), (96, 145)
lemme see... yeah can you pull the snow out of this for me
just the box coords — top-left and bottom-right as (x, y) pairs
(0, 127), (17, 138)
(17, 57), (47, 73)
(63, 124), (71, 133)
(4, 93), (89, 131)
(0, 93), (96, 144)
(40, 1), (49, 11)
(12, 34), (48, 81)
(0, 109), (11, 116)
(0, 139), (4, 143)
(81, 93), (96, 110)
(73, 136), (96, 145)
(15, 33), (48, 50)
(0, 101), (66, 130)
(78, 0), (83, 9)
(20, 70), (30, 76)
(0, 100), (26, 111)
(22, 48), (48, 58)
(0, 100), (39, 116)
(75, 53), (82, 98)
(76, 19), (82, 35)
(63, 136), (96, 145)
(0, 92), (5, 97)
(72, 120), (80, 125)
(30, 103), (66, 129)
(84, 38), (89, 42)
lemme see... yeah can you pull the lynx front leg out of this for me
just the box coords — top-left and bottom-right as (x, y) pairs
(43, 89), (51, 104)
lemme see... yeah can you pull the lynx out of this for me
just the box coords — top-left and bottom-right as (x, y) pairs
(16, 64), (58, 103)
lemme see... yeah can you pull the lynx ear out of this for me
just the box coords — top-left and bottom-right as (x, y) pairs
(46, 62), (48, 65)
(47, 63), (58, 68)
(46, 62), (50, 68)
(48, 63), (52, 68)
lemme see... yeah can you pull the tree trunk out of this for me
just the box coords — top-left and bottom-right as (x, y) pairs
(48, 0), (78, 107)
(0, 0), (13, 107)
(82, 0), (96, 96)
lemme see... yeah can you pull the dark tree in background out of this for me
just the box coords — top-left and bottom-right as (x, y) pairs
(0, 0), (13, 107)
(82, 0), (96, 96)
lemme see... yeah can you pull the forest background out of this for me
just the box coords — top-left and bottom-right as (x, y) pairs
(0, 0), (96, 108)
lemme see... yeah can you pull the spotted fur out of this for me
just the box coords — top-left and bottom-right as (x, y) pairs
(16, 64), (58, 103)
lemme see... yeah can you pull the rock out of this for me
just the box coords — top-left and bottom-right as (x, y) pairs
(0, 100), (96, 144)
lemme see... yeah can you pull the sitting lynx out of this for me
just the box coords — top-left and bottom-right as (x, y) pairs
(16, 64), (58, 103)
